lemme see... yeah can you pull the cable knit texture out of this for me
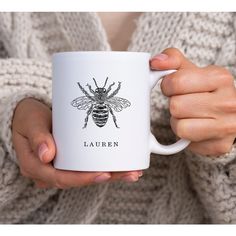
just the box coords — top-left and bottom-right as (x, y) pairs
(0, 12), (236, 224)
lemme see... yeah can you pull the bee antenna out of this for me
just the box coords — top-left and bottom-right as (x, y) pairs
(103, 77), (108, 88)
(93, 78), (99, 88)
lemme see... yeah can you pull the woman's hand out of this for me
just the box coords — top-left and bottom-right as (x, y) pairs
(150, 48), (236, 156)
(12, 98), (142, 189)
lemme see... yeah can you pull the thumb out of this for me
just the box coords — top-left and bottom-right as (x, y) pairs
(13, 98), (56, 164)
(24, 102), (56, 164)
(150, 47), (196, 70)
(34, 133), (56, 164)
(29, 125), (56, 164)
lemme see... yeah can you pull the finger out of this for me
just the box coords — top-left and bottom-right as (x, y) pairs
(14, 132), (111, 188)
(29, 157), (111, 189)
(187, 136), (235, 156)
(161, 68), (218, 97)
(169, 93), (216, 119)
(53, 170), (111, 188)
(160, 65), (234, 97)
(25, 153), (111, 188)
(150, 47), (196, 70)
(110, 170), (142, 182)
(170, 117), (223, 142)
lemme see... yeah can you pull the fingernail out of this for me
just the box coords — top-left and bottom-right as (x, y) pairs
(152, 53), (168, 61)
(38, 143), (48, 161)
(94, 173), (111, 183)
(138, 171), (143, 177)
(122, 175), (139, 183)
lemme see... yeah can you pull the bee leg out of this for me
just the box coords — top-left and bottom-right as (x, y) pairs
(86, 84), (96, 95)
(83, 105), (93, 128)
(107, 82), (121, 99)
(77, 82), (95, 101)
(108, 105), (119, 128)
(83, 118), (88, 129)
(105, 82), (115, 95)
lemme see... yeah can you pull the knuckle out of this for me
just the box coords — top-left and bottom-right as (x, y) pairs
(215, 141), (232, 155)
(205, 64), (218, 71)
(172, 74), (185, 94)
(19, 167), (30, 178)
(30, 103), (51, 119)
(35, 182), (49, 189)
(31, 134), (42, 147)
(220, 71), (234, 86)
(217, 100), (236, 114)
(162, 74), (182, 96)
(205, 64), (222, 73)
(54, 181), (65, 189)
(220, 121), (236, 136)
(37, 132), (48, 142)
(160, 78), (170, 96)
(31, 132), (49, 150)
(54, 174), (68, 189)
(170, 116), (176, 132)
(206, 65), (234, 86)
(218, 67), (233, 77)
(162, 47), (182, 57)
(169, 96), (182, 117)
(30, 138), (38, 150)
(174, 120), (188, 139)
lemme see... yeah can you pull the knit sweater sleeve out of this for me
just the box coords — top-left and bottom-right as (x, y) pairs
(0, 59), (52, 164)
(0, 59), (59, 223)
(184, 77), (236, 223)
(182, 13), (236, 223)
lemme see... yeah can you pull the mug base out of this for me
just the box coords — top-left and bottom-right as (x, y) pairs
(53, 163), (150, 172)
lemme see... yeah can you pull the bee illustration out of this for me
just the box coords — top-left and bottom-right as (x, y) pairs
(71, 77), (131, 128)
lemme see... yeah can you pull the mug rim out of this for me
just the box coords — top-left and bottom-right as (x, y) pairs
(52, 51), (151, 57)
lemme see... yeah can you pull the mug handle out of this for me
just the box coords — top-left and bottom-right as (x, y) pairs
(149, 69), (190, 155)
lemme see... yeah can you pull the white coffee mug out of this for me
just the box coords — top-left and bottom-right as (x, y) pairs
(52, 51), (190, 171)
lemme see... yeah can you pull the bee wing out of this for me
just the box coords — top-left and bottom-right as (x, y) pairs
(107, 97), (131, 112)
(71, 96), (93, 110)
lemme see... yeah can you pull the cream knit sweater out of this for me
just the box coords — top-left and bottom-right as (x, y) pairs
(1, 12), (236, 224)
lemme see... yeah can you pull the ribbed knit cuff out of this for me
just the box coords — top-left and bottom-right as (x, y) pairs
(0, 90), (52, 165)
(185, 143), (236, 166)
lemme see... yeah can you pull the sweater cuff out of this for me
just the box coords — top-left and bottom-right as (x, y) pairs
(185, 143), (236, 166)
(0, 90), (52, 164)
